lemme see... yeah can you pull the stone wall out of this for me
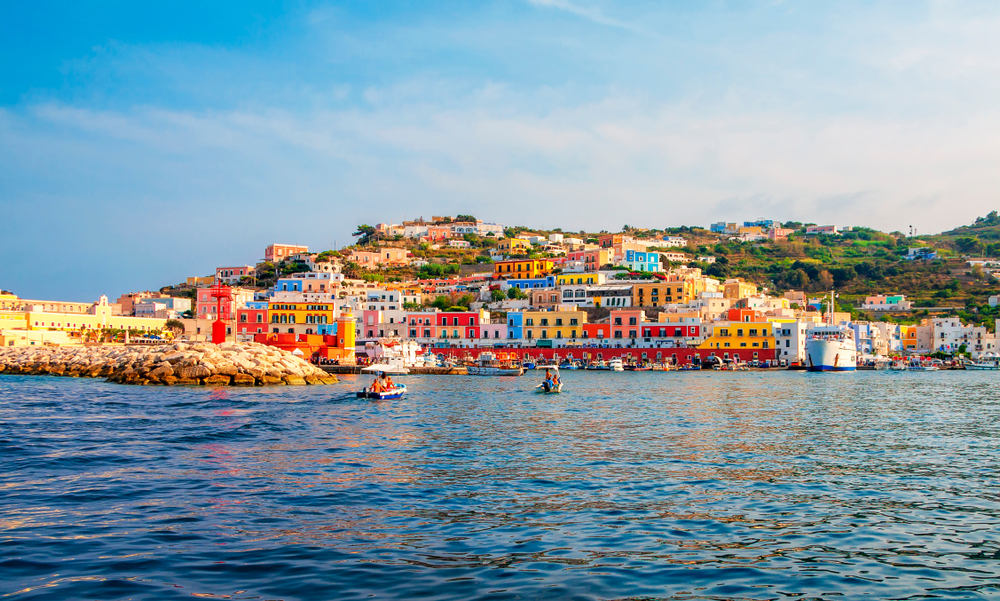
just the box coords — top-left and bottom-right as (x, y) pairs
(0, 342), (340, 386)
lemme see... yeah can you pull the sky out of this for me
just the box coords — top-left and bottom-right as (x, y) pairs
(3, 1), (1000, 301)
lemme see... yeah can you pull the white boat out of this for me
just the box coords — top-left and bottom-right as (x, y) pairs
(357, 383), (407, 400)
(966, 353), (999, 370)
(965, 361), (999, 370)
(890, 359), (908, 371)
(466, 352), (524, 376)
(608, 357), (625, 372)
(805, 291), (856, 372)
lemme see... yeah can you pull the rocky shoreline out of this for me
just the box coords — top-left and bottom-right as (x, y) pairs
(0, 342), (340, 386)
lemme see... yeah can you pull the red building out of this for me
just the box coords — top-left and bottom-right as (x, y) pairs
(236, 304), (268, 339)
(435, 310), (481, 341)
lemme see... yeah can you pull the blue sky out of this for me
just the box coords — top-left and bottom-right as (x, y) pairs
(3, 1), (1000, 301)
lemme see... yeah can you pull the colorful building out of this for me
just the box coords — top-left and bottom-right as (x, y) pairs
(497, 238), (531, 254)
(520, 308), (587, 343)
(265, 243), (309, 263)
(493, 259), (555, 279)
(723, 279), (758, 300)
(621, 250), (661, 273)
(236, 301), (269, 340)
(555, 272), (605, 286)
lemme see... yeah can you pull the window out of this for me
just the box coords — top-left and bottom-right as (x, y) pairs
(629, 330), (637, 338)
(556, 318), (563, 326)
(615, 318), (622, 325)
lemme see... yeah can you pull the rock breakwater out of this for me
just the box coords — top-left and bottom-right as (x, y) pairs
(0, 342), (340, 386)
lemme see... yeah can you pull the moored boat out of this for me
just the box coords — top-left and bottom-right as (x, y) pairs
(608, 357), (625, 372)
(805, 291), (856, 372)
(467, 352), (525, 376)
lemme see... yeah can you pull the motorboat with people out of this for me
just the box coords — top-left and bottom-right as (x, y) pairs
(537, 368), (563, 393)
(805, 291), (856, 372)
(357, 372), (407, 400)
(467, 352), (525, 376)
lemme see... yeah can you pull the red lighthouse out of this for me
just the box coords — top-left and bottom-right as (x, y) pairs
(208, 283), (232, 344)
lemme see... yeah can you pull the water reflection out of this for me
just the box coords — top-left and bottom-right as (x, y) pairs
(2, 372), (1000, 599)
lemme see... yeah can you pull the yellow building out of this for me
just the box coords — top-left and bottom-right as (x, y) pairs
(267, 301), (335, 331)
(698, 322), (775, 351)
(632, 280), (698, 307)
(522, 308), (588, 342)
(555, 272), (606, 286)
(497, 238), (531, 254)
(723, 278), (758, 300)
(494, 259), (555, 279)
(0, 296), (168, 344)
(900, 325), (918, 351)
(187, 276), (215, 286)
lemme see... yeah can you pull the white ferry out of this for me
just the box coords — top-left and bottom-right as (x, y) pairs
(805, 292), (856, 372)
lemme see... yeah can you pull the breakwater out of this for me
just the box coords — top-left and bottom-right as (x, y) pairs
(0, 342), (339, 386)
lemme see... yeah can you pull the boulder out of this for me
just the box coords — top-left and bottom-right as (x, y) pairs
(177, 364), (211, 379)
(231, 374), (256, 386)
(202, 374), (232, 386)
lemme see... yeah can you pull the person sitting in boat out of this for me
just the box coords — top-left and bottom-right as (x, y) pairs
(542, 369), (555, 392)
(370, 373), (385, 393)
(384, 374), (395, 391)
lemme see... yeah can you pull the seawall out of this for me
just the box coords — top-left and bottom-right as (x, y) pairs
(0, 342), (340, 386)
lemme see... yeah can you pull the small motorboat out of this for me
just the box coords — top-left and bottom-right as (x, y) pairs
(608, 357), (625, 372)
(357, 384), (407, 400)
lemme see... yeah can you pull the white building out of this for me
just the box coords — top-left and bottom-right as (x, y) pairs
(661, 236), (688, 248)
(696, 256), (716, 264)
(548, 233), (564, 244)
(773, 320), (810, 365)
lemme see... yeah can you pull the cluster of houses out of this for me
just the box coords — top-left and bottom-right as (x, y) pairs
(4, 218), (998, 363)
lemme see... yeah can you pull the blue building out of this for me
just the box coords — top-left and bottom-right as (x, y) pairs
(744, 219), (777, 229)
(710, 222), (728, 233)
(506, 312), (524, 340)
(273, 278), (304, 293)
(623, 250), (661, 273)
(506, 275), (556, 290)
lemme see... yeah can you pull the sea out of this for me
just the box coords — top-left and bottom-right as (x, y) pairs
(1, 371), (999, 600)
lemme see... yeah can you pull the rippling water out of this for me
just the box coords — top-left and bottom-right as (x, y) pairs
(2, 371), (1000, 600)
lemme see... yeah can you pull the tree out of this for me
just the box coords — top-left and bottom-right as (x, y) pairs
(507, 287), (527, 300)
(818, 270), (834, 290)
(165, 319), (185, 337)
(455, 214), (477, 223)
(352, 224), (378, 245)
(490, 289), (506, 303)
(955, 237), (983, 255)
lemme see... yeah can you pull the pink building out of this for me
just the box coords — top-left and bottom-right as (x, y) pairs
(610, 309), (646, 340)
(196, 287), (256, 320)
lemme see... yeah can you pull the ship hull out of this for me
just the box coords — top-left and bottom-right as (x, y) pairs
(806, 339), (856, 372)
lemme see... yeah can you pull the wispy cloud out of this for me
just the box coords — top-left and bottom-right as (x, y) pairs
(525, 0), (640, 32)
